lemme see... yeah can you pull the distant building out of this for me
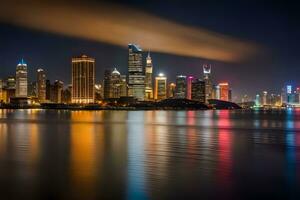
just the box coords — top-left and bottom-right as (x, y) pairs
(110, 68), (122, 98)
(28, 81), (37, 97)
(154, 73), (167, 100)
(186, 76), (194, 100)
(120, 75), (127, 97)
(168, 83), (176, 98)
(0, 79), (3, 103)
(262, 91), (268, 105)
(71, 55), (95, 103)
(191, 79), (205, 103)
(95, 83), (103, 101)
(255, 94), (260, 106)
(145, 51), (153, 100)
(203, 64), (212, 102)
(175, 75), (186, 98)
(62, 85), (72, 104)
(128, 44), (145, 101)
(219, 82), (229, 101)
(16, 59), (28, 97)
(46, 79), (51, 101)
(37, 68), (46, 102)
(103, 69), (112, 99)
(50, 80), (63, 103)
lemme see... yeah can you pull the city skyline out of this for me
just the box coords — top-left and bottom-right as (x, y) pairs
(0, 0), (299, 99)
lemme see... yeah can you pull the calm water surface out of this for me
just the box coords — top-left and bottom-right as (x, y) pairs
(0, 109), (300, 199)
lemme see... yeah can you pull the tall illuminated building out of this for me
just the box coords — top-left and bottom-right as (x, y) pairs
(175, 75), (187, 98)
(255, 94), (260, 106)
(186, 76), (194, 100)
(168, 83), (176, 98)
(16, 59), (28, 97)
(191, 79), (205, 103)
(154, 73), (167, 100)
(145, 51), (153, 100)
(219, 82), (229, 101)
(262, 91), (268, 105)
(128, 44), (145, 101)
(71, 55), (95, 103)
(37, 68), (46, 102)
(203, 64), (212, 102)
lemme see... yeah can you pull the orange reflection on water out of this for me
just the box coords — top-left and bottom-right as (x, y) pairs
(0, 124), (7, 157)
(70, 111), (102, 197)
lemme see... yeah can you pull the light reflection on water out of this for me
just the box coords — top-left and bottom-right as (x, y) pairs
(0, 109), (299, 199)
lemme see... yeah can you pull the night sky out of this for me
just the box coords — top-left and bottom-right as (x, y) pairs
(0, 0), (299, 100)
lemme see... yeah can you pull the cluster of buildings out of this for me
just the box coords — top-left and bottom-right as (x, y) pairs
(102, 44), (232, 104)
(0, 44), (233, 106)
(251, 85), (300, 108)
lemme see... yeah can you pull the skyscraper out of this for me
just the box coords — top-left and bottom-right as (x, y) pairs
(128, 44), (145, 101)
(175, 75), (187, 98)
(71, 55), (95, 103)
(154, 73), (167, 100)
(203, 64), (212, 103)
(16, 59), (28, 97)
(219, 82), (229, 101)
(37, 68), (46, 102)
(186, 76), (194, 100)
(145, 51), (153, 100)
(191, 79), (206, 103)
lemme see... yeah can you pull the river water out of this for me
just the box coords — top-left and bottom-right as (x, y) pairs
(0, 109), (299, 199)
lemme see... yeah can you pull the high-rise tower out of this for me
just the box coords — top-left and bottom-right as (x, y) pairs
(37, 68), (46, 102)
(203, 64), (212, 103)
(145, 51), (153, 100)
(154, 73), (167, 100)
(16, 59), (28, 97)
(71, 55), (95, 103)
(128, 44), (145, 101)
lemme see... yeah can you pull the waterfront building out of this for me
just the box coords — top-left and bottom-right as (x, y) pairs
(50, 80), (64, 103)
(168, 83), (176, 98)
(128, 44), (145, 101)
(37, 68), (46, 102)
(120, 75), (127, 97)
(16, 59), (28, 97)
(111, 68), (122, 98)
(71, 55), (95, 103)
(28, 81), (37, 97)
(255, 94), (261, 106)
(95, 83), (103, 101)
(154, 73), (167, 100)
(262, 91), (268, 105)
(203, 64), (212, 103)
(145, 51), (153, 100)
(219, 82), (229, 101)
(175, 75), (187, 98)
(186, 76), (194, 100)
(46, 79), (51, 101)
(191, 79), (205, 103)
(0, 79), (3, 102)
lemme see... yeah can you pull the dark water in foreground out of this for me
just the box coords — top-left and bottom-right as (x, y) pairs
(0, 109), (300, 199)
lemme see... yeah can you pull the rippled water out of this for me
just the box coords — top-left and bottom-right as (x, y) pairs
(0, 109), (300, 199)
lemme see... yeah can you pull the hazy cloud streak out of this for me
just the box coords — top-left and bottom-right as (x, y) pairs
(0, 0), (260, 62)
